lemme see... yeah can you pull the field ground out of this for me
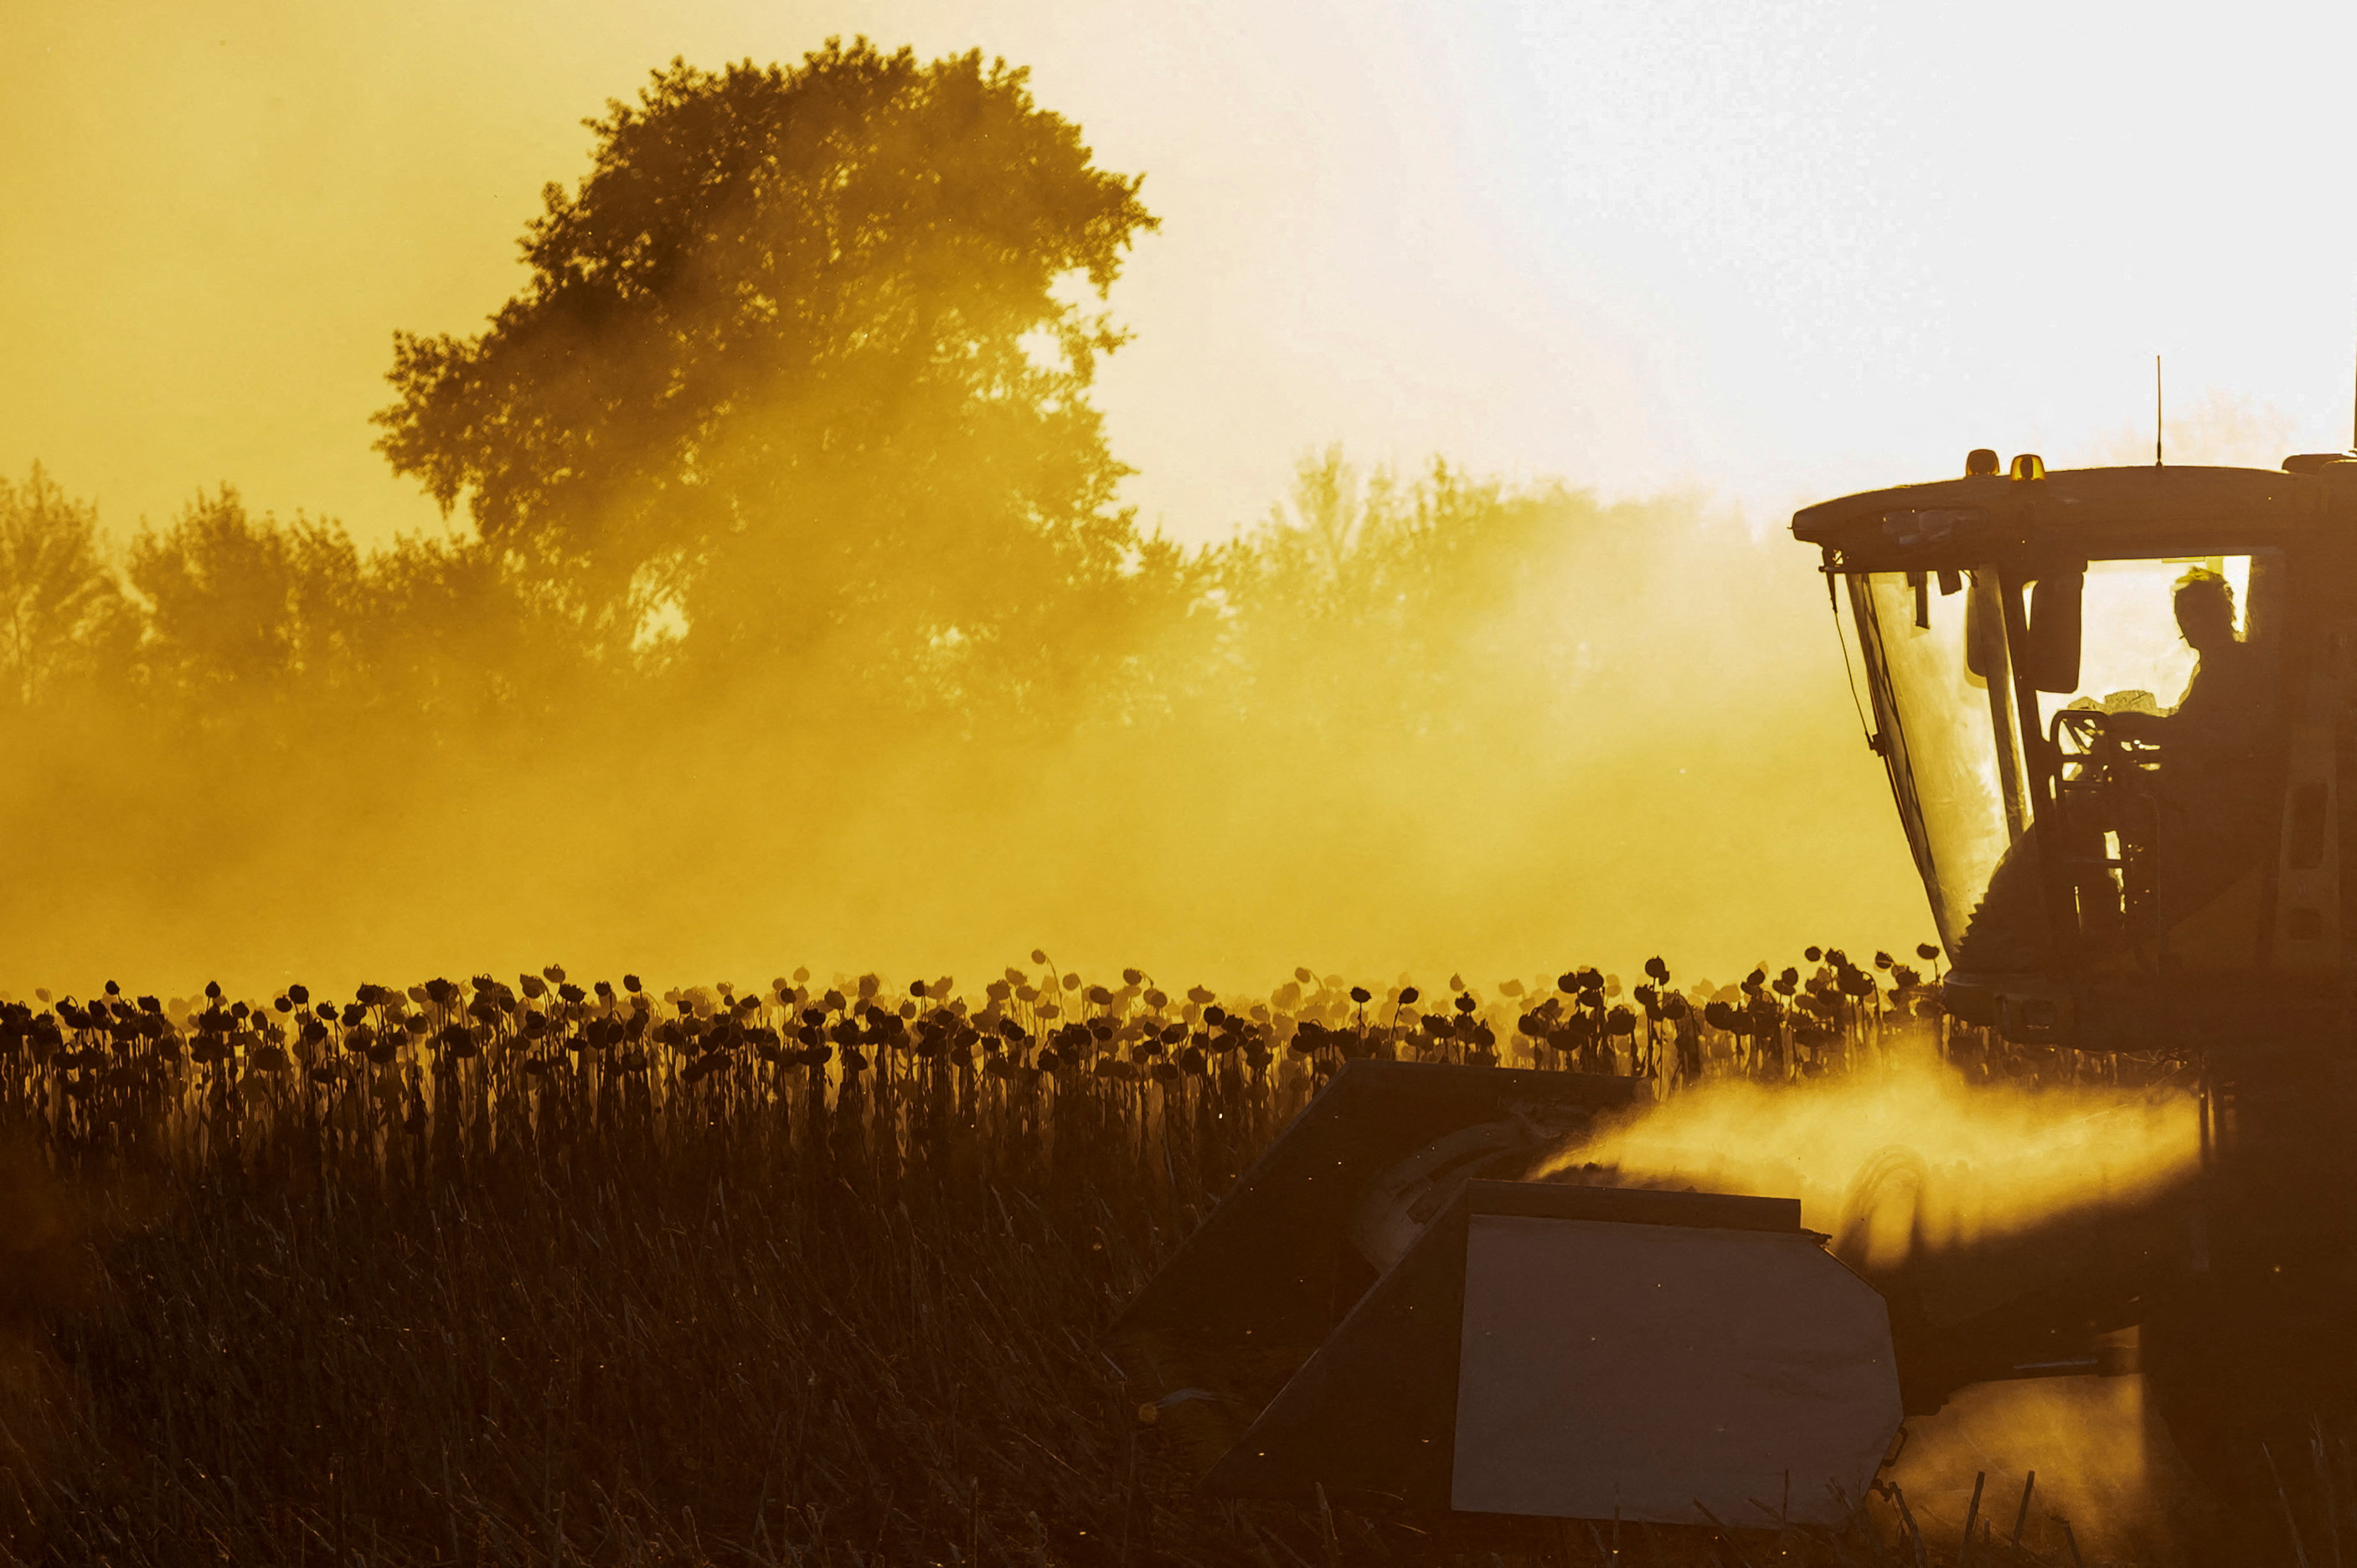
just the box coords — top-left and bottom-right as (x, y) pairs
(0, 959), (2301, 1565)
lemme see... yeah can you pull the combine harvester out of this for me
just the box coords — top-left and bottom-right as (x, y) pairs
(1114, 446), (2357, 1549)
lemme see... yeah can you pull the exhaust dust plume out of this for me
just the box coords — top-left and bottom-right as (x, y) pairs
(1538, 1051), (2198, 1255)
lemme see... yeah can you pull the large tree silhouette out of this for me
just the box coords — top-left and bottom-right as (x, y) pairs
(374, 41), (1160, 699)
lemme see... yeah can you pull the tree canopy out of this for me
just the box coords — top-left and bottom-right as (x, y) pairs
(0, 463), (130, 707)
(373, 40), (1161, 694)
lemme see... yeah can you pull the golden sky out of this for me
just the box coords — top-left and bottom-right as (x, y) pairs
(10, 0), (2357, 546)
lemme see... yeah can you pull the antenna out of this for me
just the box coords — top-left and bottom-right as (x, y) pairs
(2154, 355), (2164, 467)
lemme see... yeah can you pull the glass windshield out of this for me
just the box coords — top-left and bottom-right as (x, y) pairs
(1850, 571), (2017, 958)
(1852, 552), (2282, 976)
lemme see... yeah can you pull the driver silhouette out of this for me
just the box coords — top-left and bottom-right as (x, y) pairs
(2104, 570), (2272, 760)
(2105, 567), (2279, 940)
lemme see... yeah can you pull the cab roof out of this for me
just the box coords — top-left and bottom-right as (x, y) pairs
(1791, 463), (2352, 573)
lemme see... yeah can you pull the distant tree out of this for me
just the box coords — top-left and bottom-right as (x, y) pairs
(127, 487), (364, 701)
(342, 532), (559, 720)
(1207, 451), (1635, 738)
(0, 464), (132, 707)
(374, 41), (1161, 703)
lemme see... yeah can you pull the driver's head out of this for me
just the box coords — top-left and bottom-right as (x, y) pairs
(2174, 568), (2239, 652)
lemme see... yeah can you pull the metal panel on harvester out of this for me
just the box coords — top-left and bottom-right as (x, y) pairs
(1450, 1206), (1901, 1525)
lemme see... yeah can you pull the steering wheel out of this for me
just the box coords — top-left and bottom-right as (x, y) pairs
(2052, 706), (2112, 755)
(2055, 706), (2161, 753)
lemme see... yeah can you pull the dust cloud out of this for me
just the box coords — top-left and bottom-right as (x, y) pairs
(0, 457), (1919, 1002)
(1888, 1375), (2195, 1567)
(0, 46), (1932, 1003)
(1536, 1049), (2198, 1253)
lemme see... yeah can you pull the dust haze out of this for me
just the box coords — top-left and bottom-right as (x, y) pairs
(3, 35), (2324, 1005)
(0, 45), (1929, 1003)
(0, 456), (1913, 1000)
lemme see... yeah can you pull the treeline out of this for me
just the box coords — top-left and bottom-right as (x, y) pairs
(3, 468), (546, 725)
(0, 449), (1655, 741)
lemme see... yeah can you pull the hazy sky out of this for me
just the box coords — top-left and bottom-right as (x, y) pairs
(11, 0), (2357, 548)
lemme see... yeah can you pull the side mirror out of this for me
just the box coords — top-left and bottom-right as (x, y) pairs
(2024, 572), (2083, 694)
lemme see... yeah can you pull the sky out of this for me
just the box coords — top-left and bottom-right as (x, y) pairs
(12, 0), (2357, 552)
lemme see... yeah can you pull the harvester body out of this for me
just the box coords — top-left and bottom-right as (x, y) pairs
(1114, 454), (2357, 1549)
(1794, 453), (2357, 1523)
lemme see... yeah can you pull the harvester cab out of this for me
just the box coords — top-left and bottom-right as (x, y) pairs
(1793, 448), (2357, 1046)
